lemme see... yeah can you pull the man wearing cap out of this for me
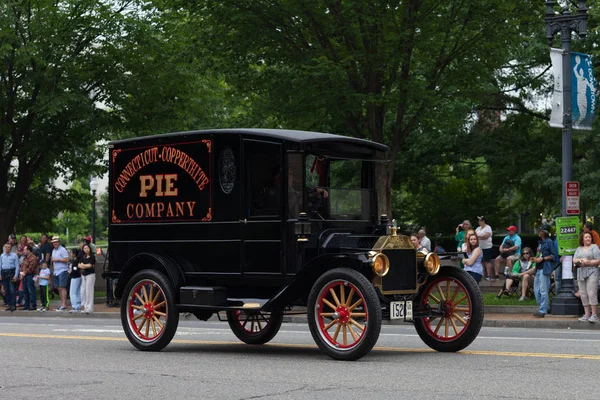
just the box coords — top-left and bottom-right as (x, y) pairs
(0, 242), (20, 311)
(476, 216), (494, 280)
(51, 236), (70, 311)
(532, 228), (558, 318)
(494, 225), (522, 279)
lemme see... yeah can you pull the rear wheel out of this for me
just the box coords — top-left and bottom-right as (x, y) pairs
(226, 310), (283, 345)
(307, 268), (382, 361)
(413, 267), (483, 352)
(121, 270), (179, 351)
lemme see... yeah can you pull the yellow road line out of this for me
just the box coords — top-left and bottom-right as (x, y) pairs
(1, 332), (599, 360)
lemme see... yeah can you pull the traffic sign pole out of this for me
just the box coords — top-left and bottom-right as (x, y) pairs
(566, 181), (580, 216)
(552, 181), (583, 315)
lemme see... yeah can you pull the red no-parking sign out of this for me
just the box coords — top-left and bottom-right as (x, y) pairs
(566, 181), (579, 215)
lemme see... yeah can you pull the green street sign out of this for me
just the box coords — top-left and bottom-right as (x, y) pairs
(556, 216), (580, 255)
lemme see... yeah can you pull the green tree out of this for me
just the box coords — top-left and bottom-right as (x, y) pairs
(168, 0), (547, 219)
(0, 0), (228, 239)
(51, 180), (91, 244)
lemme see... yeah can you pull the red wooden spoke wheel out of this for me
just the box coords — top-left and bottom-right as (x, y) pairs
(226, 309), (283, 345)
(127, 279), (168, 342)
(315, 280), (369, 350)
(420, 276), (471, 341)
(121, 270), (179, 351)
(308, 268), (381, 361)
(414, 267), (483, 352)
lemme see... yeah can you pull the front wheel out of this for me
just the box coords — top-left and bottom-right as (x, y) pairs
(121, 270), (179, 351)
(413, 267), (483, 352)
(307, 268), (382, 361)
(226, 310), (283, 345)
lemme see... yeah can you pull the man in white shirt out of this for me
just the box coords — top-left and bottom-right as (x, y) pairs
(51, 236), (70, 311)
(476, 216), (494, 280)
(418, 229), (431, 252)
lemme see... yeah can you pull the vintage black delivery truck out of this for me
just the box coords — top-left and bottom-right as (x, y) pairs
(106, 128), (483, 360)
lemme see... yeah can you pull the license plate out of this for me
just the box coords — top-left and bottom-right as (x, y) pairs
(390, 301), (413, 320)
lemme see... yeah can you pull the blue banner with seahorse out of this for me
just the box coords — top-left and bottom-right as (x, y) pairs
(571, 52), (597, 131)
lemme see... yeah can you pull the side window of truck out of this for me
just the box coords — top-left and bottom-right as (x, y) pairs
(246, 141), (281, 217)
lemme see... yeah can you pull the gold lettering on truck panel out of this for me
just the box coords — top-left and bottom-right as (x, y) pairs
(186, 201), (196, 217)
(113, 143), (209, 222)
(139, 175), (154, 198)
(144, 203), (155, 218)
(164, 174), (178, 196)
(155, 174), (165, 196)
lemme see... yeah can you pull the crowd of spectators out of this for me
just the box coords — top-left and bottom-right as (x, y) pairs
(453, 217), (600, 322)
(0, 233), (96, 313)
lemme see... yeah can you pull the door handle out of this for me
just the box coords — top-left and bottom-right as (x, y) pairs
(239, 218), (247, 224)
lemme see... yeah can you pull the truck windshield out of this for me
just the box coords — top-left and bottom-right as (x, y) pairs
(306, 155), (370, 220)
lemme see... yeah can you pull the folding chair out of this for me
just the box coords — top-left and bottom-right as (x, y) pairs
(496, 274), (520, 298)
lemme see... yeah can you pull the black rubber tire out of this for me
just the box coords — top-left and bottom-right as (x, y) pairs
(413, 267), (484, 352)
(307, 268), (382, 361)
(121, 269), (179, 351)
(226, 310), (283, 345)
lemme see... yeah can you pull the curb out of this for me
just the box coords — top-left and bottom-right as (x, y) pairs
(4, 310), (599, 331)
(485, 305), (537, 314)
(482, 318), (600, 330)
(0, 311), (121, 319)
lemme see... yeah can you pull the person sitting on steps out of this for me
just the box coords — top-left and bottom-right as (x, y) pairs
(497, 247), (536, 300)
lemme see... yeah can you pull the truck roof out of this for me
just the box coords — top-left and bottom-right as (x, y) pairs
(109, 128), (388, 152)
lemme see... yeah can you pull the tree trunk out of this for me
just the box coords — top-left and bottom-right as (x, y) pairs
(0, 208), (14, 243)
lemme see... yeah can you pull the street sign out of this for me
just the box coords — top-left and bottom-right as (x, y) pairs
(556, 216), (580, 255)
(566, 181), (579, 215)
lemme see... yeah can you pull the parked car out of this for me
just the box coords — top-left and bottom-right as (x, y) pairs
(106, 129), (484, 360)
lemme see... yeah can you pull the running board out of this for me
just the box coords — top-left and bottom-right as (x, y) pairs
(178, 287), (266, 310)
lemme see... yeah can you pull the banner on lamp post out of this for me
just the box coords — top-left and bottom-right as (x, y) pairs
(572, 52), (597, 130)
(549, 48), (564, 129)
(549, 49), (597, 130)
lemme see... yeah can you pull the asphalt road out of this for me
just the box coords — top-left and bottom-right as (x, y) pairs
(1, 315), (599, 399)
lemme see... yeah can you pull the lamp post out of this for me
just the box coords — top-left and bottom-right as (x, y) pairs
(90, 178), (98, 244)
(545, 0), (588, 315)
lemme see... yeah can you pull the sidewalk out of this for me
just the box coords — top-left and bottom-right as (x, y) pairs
(3, 299), (599, 330)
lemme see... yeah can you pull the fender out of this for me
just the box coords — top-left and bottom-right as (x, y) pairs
(262, 252), (372, 311)
(114, 253), (186, 299)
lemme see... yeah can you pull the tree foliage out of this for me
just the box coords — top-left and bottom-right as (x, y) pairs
(0, 0), (229, 239)
(4, 0), (599, 237)
(162, 0), (558, 233)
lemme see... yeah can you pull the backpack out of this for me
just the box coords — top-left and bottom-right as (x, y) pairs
(501, 239), (516, 258)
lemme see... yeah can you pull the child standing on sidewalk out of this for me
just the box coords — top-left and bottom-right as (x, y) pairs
(37, 262), (51, 312)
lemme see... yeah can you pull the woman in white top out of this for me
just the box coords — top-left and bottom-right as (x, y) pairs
(476, 217), (494, 280)
(573, 232), (600, 322)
